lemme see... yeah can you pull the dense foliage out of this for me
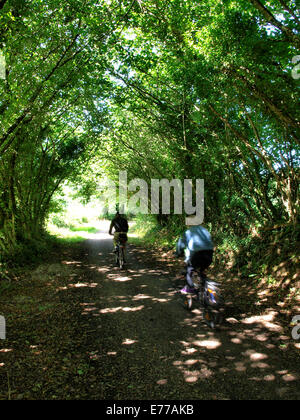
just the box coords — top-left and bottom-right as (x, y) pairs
(0, 0), (299, 256)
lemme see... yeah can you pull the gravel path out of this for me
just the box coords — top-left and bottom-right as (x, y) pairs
(0, 222), (299, 400)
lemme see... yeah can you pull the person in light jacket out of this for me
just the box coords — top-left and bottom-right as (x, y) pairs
(176, 224), (214, 292)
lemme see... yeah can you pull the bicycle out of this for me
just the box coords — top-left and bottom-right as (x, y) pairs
(179, 270), (224, 329)
(114, 233), (128, 269)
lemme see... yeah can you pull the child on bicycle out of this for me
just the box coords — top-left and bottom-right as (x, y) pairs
(176, 224), (214, 293)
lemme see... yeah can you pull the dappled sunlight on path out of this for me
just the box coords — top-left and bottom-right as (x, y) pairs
(52, 224), (300, 399)
(1, 222), (299, 400)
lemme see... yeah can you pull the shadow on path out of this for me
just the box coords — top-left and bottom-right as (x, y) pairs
(55, 226), (300, 400)
(0, 222), (299, 400)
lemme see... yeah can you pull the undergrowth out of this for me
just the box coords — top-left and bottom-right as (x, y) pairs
(129, 215), (299, 315)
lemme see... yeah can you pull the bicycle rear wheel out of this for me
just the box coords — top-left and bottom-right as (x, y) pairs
(119, 246), (125, 269)
(203, 307), (223, 329)
(181, 293), (193, 310)
(115, 245), (119, 265)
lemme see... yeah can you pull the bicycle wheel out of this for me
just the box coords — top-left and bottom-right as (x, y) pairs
(202, 308), (213, 328)
(181, 293), (193, 310)
(115, 245), (119, 265)
(203, 307), (222, 329)
(119, 246), (125, 269)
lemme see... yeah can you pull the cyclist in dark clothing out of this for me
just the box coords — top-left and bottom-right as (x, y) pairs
(109, 211), (129, 251)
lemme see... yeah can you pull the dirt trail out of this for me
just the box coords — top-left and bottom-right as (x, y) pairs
(0, 222), (299, 400)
